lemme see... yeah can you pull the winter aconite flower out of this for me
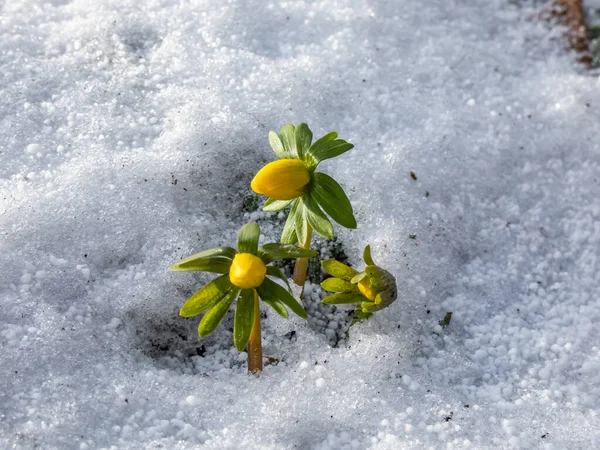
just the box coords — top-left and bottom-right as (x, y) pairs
(169, 223), (317, 372)
(251, 123), (357, 245)
(251, 123), (357, 287)
(229, 253), (267, 288)
(320, 245), (397, 323)
(251, 159), (310, 201)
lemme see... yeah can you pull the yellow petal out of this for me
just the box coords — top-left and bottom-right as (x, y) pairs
(251, 159), (310, 201)
(357, 277), (379, 301)
(229, 253), (267, 289)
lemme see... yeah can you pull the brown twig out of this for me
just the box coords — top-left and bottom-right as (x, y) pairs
(550, 0), (593, 68)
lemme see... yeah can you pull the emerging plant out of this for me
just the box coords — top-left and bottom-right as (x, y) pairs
(250, 123), (357, 288)
(320, 245), (397, 324)
(169, 223), (317, 373)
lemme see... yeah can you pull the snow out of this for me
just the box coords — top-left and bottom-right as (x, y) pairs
(1, 0), (600, 449)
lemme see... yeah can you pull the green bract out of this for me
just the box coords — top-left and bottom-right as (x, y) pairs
(321, 245), (398, 323)
(170, 223), (317, 351)
(254, 123), (357, 243)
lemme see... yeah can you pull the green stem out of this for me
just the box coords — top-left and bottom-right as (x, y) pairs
(293, 224), (313, 288)
(247, 290), (262, 374)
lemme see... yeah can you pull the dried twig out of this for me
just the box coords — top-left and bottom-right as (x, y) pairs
(549, 0), (593, 68)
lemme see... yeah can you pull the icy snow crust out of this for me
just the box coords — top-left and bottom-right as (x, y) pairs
(1, 0), (600, 448)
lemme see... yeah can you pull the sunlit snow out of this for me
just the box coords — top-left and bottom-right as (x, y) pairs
(1, 0), (600, 449)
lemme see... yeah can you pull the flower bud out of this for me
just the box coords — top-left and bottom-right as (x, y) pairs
(357, 277), (380, 301)
(251, 159), (310, 201)
(229, 253), (267, 289)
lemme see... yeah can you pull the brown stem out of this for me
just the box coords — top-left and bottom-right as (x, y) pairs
(293, 225), (313, 288)
(550, 0), (593, 68)
(247, 290), (262, 374)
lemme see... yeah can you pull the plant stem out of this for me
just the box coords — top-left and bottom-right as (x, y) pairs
(247, 290), (262, 374)
(293, 224), (313, 288)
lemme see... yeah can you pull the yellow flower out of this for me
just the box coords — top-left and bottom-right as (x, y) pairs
(170, 222), (318, 356)
(251, 159), (310, 201)
(229, 253), (267, 289)
(320, 245), (397, 324)
(357, 277), (379, 301)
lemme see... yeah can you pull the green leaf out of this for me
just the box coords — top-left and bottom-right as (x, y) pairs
(263, 198), (292, 213)
(351, 271), (368, 284)
(302, 195), (334, 240)
(179, 274), (233, 317)
(375, 287), (397, 309)
(311, 172), (356, 229)
(588, 25), (600, 40)
(303, 132), (337, 170)
(363, 245), (375, 266)
(439, 312), (453, 328)
(261, 297), (289, 318)
(258, 243), (318, 264)
(237, 222), (260, 254)
(169, 247), (237, 270)
(360, 301), (379, 313)
(321, 259), (358, 281)
(198, 288), (240, 336)
(366, 266), (394, 290)
(233, 289), (255, 351)
(352, 308), (373, 324)
(258, 277), (307, 319)
(295, 123), (313, 161)
(321, 277), (359, 293)
(312, 140), (354, 162)
(169, 256), (232, 273)
(279, 123), (298, 158)
(268, 131), (287, 159)
(281, 229), (297, 246)
(281, 199), (300, 244)
(322, 293), (366, 304)
(295, 202), (310, 246)
(305, 132), (353, 169)
(266, 265), (292, 291)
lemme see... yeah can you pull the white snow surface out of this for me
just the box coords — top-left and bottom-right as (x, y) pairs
(1, 0), (600, 449)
